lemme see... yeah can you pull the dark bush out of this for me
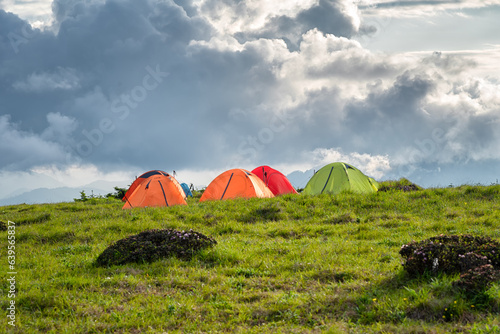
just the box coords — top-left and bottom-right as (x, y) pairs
(96, 229), (217, 267)
(379, 184), (420, 192)
(106, 186), (128, 200)
(400, 234), (500, 276)
(0, 221), (6, 231)
(400, 234), (500, 292)
(458, 252), (491, 272)
(454, 264), (500, 293)
(378, 178), (421, 192)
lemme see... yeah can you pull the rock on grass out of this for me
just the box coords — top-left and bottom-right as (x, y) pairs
(96, 229), (217, 267)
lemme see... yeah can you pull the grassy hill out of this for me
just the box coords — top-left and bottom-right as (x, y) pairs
(1, 182), (500, 333)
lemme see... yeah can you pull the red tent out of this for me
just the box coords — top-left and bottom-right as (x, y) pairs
(251, 166), (298, 196)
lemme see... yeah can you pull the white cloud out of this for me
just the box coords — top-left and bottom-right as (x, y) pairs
(41, 112), (79, 141)
(13, 67), (80, 92)
(359, 0), (500, 18)
(306, 147), (391, 178)
(31, 164), (134, 188)
(1, 0), (53, 27)
(441, 47), (500, 79)
(199, 0), (320, 35)
(278, 28), (404, 101)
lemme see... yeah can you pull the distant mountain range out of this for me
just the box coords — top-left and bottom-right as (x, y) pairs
(0, 181), (126, 206)
(286, 169), (315, 189)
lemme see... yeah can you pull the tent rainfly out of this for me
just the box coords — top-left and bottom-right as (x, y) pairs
(181, 183), (193, 198)
(302, 162), (378, 195)
(200, 169), (274, 202)
(251, 165), (298, 196)
(122, 170), (187, 209)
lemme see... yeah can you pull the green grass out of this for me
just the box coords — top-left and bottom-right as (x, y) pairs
(1, 183), (500, 333)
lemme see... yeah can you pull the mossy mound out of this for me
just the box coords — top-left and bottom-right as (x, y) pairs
(96, 228), (217, 267)
(400, 234), (500, 293)
(378, 178), (421, 192)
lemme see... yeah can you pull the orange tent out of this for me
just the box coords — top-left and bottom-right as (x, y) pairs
(199, 169), (274, 202)
(122, 171), (187, 209)
(122, 170), (171, 201)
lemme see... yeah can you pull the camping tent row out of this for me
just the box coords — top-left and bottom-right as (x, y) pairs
(122, 163), (379, 209)
(121, 166), (296, 209)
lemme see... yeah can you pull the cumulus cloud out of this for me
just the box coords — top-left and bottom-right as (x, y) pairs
(41, 112), (79, 141)
(340, 51), (500, 171)
(307, 147), (391, 178)
(234, 0), (361, 50)
(1, 0), (53, 26)
(0, 0), (499, 192)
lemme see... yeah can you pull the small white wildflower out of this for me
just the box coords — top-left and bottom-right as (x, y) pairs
(432, 258), (439, 270)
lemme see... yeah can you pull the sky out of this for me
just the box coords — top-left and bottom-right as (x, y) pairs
(1, 0), (500, 201)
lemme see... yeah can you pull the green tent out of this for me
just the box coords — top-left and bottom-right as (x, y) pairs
(302, 162), (378, 195)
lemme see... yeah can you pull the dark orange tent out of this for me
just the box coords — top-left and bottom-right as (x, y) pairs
(251, 165), (298, 196)
(122, 172), (186, 209)
(199, 169), (274, 202)
(122, 170), (171, 202)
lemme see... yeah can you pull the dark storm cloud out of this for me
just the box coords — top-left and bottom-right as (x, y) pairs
(0, 114), (68, 169)
(0, 10), (59, 130)
(0, 1), (202, 170)
(297, 0), (358, 37)
(344, 72), (436, 151)
(0, 0), (296, 171)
